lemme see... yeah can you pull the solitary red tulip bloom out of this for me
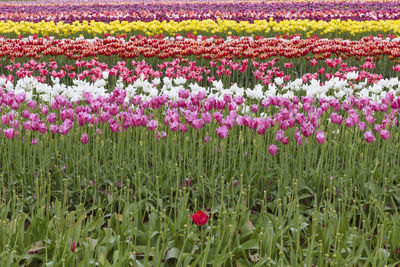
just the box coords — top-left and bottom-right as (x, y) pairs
(190, 210), (209, 226)
(71, 241), (76, 252)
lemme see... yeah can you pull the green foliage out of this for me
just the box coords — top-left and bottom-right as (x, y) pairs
(0, 119), (400, 266)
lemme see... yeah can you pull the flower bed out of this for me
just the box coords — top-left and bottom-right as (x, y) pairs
(1, 1), (400, 266)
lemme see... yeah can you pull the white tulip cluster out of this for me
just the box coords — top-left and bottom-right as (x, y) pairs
(1, 72), (399, 106)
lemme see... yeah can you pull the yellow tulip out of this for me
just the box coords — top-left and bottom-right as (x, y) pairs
(0, 19), (398, 38)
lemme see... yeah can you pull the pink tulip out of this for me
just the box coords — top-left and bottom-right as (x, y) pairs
(276, 130), (285, 142)
(11, 101), (19, 110)
(345, 117), (355, 127)
(251, 104), (258, 113)
(256, 125), (266, 135)
(179, 124), (188, 133)
(380, 104), (388, 112)
(22, 110), (30, 119)
(295, 113), (305, 125)
(216, 126), (228, 139)
(39, 123), (47, 134)
(228, 102), (237, 111)
(358, 122), (366, 131)
(80, 133), (89, 144)
(1, 114), (8, 125)
(294, 131), (303, 146)
(282, 136), (289, 145)
(49, 124), (59, 134)
(380, 129), (390, 140)
(4, 128), (14, 139)
(284, 62), (293, 68)
(330, 113), (343, 124)
(170, 121), (179, 131)
(10, 119), (18, 129)
(27, 100), (37, 109)
(15, 93), (26, 104)
(147, 120), (158, 131)
(233, 95), (244, 105)
(192, 119), (204, 130)
(213, 112), (223, 123)
(366, 115), (375, 124)
(157, 131), (167, 140)
(23, 121), (32, 131)
(373, 124), (381, 132)
(268, 145), (278, 155)
(47, 113), (57, 123)
(41, 105), (49, 115)
(32, 138), (38, 145)
(364, 131), (375, 143)
(315, 130), (326, 144)
(301, 122), (314, 137)
(59, 124), (69, 135)
(309, 59), (317, 66)
(223, 94), (232, 104)
(202, 112), (212, 124)
(109, 123), (120, 133)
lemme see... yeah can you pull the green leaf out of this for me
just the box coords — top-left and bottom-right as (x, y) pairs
(236, 259), (251, 267)
(165, 247), (181, 261)
(239, 239), (259, 250)
(98, 253), (106, 266)
(131, 260), (145, 267)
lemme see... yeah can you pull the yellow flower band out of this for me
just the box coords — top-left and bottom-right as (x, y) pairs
(1, 19), (399, 37)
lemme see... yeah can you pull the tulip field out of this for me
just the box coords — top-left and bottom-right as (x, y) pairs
(3, 0), (400, 266)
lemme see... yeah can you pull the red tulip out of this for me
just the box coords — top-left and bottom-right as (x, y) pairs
(190, 210), (209, 226)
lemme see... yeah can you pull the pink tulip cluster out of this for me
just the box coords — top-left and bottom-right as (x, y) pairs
(0, 83), (398, 156)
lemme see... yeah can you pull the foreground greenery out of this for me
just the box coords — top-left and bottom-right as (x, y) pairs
(1, 122), (400, 266)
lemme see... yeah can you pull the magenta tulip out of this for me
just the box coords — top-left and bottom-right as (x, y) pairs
(380, 129), (390, 140)
(4, 128), (14, 139)
(268, 144), (278, 155)
(315, 130), (326, 144)
(81, 133), (89, 144)
(364, 131), (375, 143)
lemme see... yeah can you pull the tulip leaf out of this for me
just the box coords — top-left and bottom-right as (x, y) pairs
(165, 247), (181, 261)
(239, 239), (259, 250)
(235, 259), (251, 267)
